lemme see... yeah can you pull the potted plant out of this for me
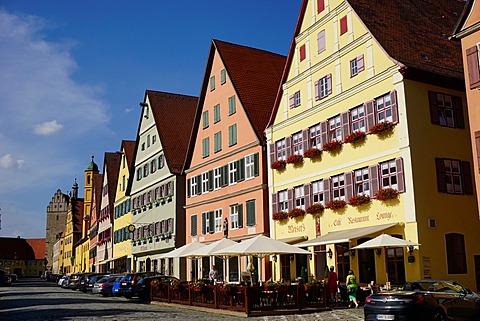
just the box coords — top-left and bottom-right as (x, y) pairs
(370, 121), (395, 135)
(304, 148), (322, 159)
(271, 160), (287, 170)
(272, 212), (289, 221)
(192, 280), (205, 292)
(322, 140), (342, 152)
(325, 199), (347, 210)
(306, 203), (325, 215)
(288, 208), (305, 219)
(286, 154), (304, 165)
(375, 188), (399, 200)
(344, 131), (366, 144)
(348, 194), (371, 206)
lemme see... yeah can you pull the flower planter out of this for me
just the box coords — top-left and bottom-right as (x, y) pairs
(271, 160), (287, 170)
(344, 131), (366, 144)
(325, 199), (347, 210)
(286, 154), (304, 165)
(322, 140), (342, 152)
(375, 188), (399, 200)
(272, 212), (289, 221)
(370, 121), (395, 135)
(348, 195), (371, 206)
(288, 208), (305, 219)
(306, 203), (325, 215)
(304, 148), (322, 159)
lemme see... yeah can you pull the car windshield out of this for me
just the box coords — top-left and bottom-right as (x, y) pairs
(406, 281), (466, 294)
(122, 274), (134, 281)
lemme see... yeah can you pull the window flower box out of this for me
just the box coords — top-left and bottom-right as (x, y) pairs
(288, 208), (305, 219)
(369, 121), (395, 135)
(272, 212), (288, 221)
(271, 160), (287, 170)
(304, 148), (322, 159)
(322, 140), (342, 152)
(344, 131), (366, 144)
(306, 203), (325, 215)
(348, 195), (371, 206)
(375, 188), (399, 200)
(325, 199), (347, 210)
(286, 154), (304, 164)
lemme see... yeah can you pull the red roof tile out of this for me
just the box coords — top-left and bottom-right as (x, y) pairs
(25, 238), (46, 260)
(121, 140), (136, 170)
(0, 237), (44, 260)
(147, 90), (198, 175)
(103, 152), (122, 208)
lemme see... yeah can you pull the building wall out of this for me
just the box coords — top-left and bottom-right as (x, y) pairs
(45, 189), (69, 272)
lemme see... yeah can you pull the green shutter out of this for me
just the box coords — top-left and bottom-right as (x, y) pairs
(210, 76), (215, 91)
(238, 158), (245, 181)
(187, 178), (191, 198)
(191, 215), (197, 236)
(223, 165), (229, 186)
(221, 69), (226, 84)
(203, 110), (209, 128)
(229, 124), (237, 146)
(246, 200), (256, 226)
(197, 174), (202, 195)
(253, 153), (259, 177)
(202, 213), (206, 234)
(209, 211), (215, 233)
(238, 204), (243, 228)
(228, 96), (236, 115)
(214, 104), (220, 123)
(208, 170), (214, 191)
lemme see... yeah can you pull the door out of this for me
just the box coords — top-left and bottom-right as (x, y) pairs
(359, 249), (376, 283)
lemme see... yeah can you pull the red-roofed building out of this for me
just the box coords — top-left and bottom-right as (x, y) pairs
(0, 237), (46, 277)
(183, 39), (286, 283)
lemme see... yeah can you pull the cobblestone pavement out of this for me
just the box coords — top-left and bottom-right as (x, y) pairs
(0, 279), (364, 321)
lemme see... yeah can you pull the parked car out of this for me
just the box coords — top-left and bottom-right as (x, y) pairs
(134, 275), (179, 301)
(7, 274), (18, 283)
(60, 275), (71, 288)
(57, 275), (67, 286)
(92, 275), (121, 296)
(364, 280), (480, 321)
(68, 273), (85, 290)
(0, 270), (11, 286)
(112, 275), (125, 296)
(85, 274), (107, 293)
(118, 272), (159, 299)
(78, 273), (101, 293)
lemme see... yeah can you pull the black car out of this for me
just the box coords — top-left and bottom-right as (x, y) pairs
(364, 280), (480, 321)
(134, 275), (179, 301)
(85, 274), (107, 293)
(118, 272), (158, 299)
(78, 273), (103, 292)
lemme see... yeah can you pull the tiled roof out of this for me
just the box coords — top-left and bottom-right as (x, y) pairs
(103, 152), (121, 207)
(214, 40), (286, 140)
(72, 197), (84, 233)
(452, 0), (476, 36)
(25, 238), (46, 260)
(349, 0), (465, 81)
(0, 237), (38, 260)
(121, 140), (136, 170)
(147, 90), (198, 175)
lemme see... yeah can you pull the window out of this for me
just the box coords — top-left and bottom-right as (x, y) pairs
(290, 91), (301, 108)
(214, 131), (222, 152)
(147, 135), (151, 147)
(202, 137), (210, 158)
(309, 124), (322, 149)
(220, 69), (226, 85)
(202, 172), (209, 194)
(229, 161), (237, 185)
(354, 167), (370, 196)
(245, 154), (255, 179)
(150, 159), (156, 173)
(340, 16), (348, 35)
(230, 204), (241, 229)
(122, 175), (126, 192)
(158, 155), (164, 169)
(276, 139), (287, 161)
(215, 209), (223, 233)
(351, 105), (366, 133)
(141, 143), (145, 151)
(203, 211), (213, 234)
(317, 30), (326, 54)
(350, 55), (364, 77)
(315, 74), (332, 100)
(278, 190), (288, 212)
(143, 164), (149, 177)
(214, 104), (221, 123)
(328, 115), (342, 141)
(228, 96), (236, 115)
(386, 247), (406, 285)
(435, 158), (473, 195)
(332, 174), (345, 200)
(466, 45), (480, 89)
(210, 76), (215, 91)
(294, 185), (305, 210)
(335, 243), (350, 282)
(317, 0), (325, 13)
(202, 110), (209, 129)
(428, 92), (464, 129)
(152, 135), (156, 144)
(292, 131), (304, 155)
(228, 124), (237, 146)
(312, 180), (324, 205)
(376, 93), (393, 123)
(299, 44), (306, 61)
(246, 200), (256, 226)
(190, 176), (197, 197)
(214, 167), (221, 190)
(445, 233), (467, 274)
(380, 159), (398, 190)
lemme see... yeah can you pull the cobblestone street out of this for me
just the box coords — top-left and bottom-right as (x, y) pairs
(0, 279), (364, 320)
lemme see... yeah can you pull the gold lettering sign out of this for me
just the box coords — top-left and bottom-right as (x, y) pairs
(288, 223), (306, 234)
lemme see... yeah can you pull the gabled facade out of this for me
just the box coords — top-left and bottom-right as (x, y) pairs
(112, 140), (136, 273)
(96, 152), (121, 273)
(184, 39), (286, 283)
(62, 181), (84, 275)
(129, 90), (197, 279)
(453, 1), (480, 220)
(89, 169), (103, 272)
(267, 0), (480, 290)
(45, 189), (69, 272)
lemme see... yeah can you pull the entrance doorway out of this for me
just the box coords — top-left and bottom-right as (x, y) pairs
(146, 258), (151, 272)
(357, 237), (376, 283)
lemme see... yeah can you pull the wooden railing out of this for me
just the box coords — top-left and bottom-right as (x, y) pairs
(151, 282), (327, 316)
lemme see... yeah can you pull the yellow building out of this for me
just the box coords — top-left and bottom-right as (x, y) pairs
(266, 0), (480, 290)
(112, 140), (136, 273)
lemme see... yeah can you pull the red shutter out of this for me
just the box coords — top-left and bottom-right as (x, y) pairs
(466, 46), (480, 89)
(317, 0), (325, 13)
(271, 193), (278, 214)
(300, 44), (306, 61)
(369, 164), (379, 196)
(453, 96), (465, 129)
(340, 16), (348, 35)
(435, 158), (447, 193)
(314, 80), (320, 100)
(391, 90), (399, 124)
(304, 183), (311, 208)
(290, 95), (295, 108)
(287, 189), (293, 211)
(341, 111), (350, 139)
(326, 74), (332, 95)
(323, 179), (331, 204)
(428, 91), (440, 125)
(357, 55), (364, 72)
(396, 158), (405, 193)
(462, 161), (473, 195)
(365, 100), (375, 133)
(269, 143), (276, 164)
(345, 172), (353, 201)
(317, 30), (326, 53)
(475, 131), (480, 173)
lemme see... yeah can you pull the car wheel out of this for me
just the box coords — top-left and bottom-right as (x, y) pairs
(432, 310), (446, 321)
(124, 294), (133, 299)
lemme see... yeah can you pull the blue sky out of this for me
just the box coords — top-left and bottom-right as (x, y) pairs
(0, 1), (301, 238)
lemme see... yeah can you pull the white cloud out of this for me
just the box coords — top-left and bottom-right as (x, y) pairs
(125, 108), (133, 113)
(33, 120), (64, 135)
(0, 154), (25, 169)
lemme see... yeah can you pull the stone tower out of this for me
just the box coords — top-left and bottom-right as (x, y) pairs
(45, 189), (69, 272)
